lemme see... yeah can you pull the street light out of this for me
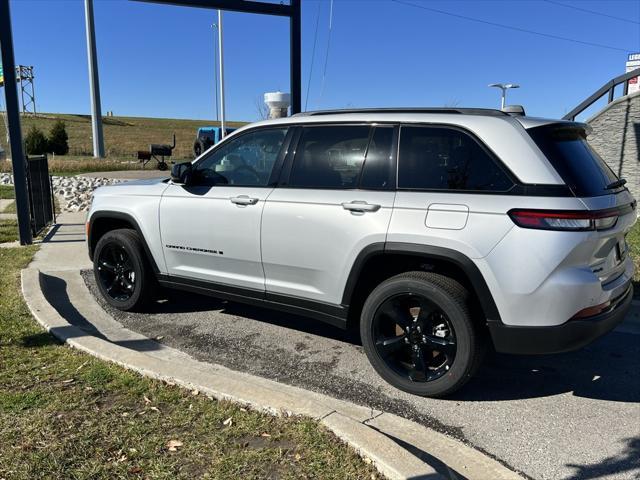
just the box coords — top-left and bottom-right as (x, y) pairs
(488, 83), (520, 110)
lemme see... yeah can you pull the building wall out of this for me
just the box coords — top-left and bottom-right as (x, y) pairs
(587, 91), (640, 200)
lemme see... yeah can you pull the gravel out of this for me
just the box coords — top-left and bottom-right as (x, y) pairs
(82, 270), (640, 480)
(0, 173), (121, 212)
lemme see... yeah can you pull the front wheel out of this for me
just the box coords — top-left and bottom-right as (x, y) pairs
(93, 229), (154, 311)
(360, 271), (484, 397)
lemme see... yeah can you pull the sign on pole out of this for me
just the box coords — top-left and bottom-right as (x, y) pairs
(626, 53), (640, 95)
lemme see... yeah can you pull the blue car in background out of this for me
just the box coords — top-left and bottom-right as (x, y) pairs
(193, 126), (236, 157)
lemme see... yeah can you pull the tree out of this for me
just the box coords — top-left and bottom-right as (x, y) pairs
(47, 120), (69, 155)
(24, 125), (48, 155)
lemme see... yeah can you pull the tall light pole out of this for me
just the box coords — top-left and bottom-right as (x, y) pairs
(84, 0), (105, 158)
(489, 83), (520, 109)
(211, 22), (219, 122)
(217, 9), (226, 138)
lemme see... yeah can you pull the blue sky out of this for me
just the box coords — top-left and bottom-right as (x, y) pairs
(6, 0), (640, 121)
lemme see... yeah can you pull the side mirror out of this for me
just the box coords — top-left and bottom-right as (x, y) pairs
(171, 161), (193, 185)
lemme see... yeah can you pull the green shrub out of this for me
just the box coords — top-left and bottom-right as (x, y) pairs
(24, 125), (47, 155)
(47, 120), (69, 155)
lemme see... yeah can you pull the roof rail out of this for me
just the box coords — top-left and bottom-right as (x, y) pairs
(292, 107), (508, 117)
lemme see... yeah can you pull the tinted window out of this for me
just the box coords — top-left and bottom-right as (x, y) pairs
(398, 126), (512, 191)
(361, 127), (394, 189)
(195, 128), (287, 186)
(528, 125), (619, 197)
(289, 126), (370, 188)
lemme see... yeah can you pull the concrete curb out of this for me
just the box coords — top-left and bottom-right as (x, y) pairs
(22, 267), (524, 480)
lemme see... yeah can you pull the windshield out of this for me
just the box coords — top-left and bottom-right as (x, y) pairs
(527, 124), (620, 197)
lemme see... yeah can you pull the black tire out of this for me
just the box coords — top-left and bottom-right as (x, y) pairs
(93, 229), (154, 312)
(157, 161), (168, 171)
(194, 141), (202, 157)
(360, 271), (485, 397)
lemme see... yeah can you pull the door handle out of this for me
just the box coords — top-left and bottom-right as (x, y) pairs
(342, 201), (381, 213)
(231, 195), (259, 206)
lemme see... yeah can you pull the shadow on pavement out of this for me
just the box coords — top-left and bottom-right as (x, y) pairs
(151, 287), (640, 404)
(40, 273), (164, 353)
(153, 288), (360, 344)
(564, 436), (640, 480)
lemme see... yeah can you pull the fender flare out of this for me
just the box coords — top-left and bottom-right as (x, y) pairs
(341, 241), (501, 323)
(88, 210), (160, 273)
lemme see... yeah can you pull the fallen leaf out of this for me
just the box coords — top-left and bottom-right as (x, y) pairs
(118, 454), (127, 462)
(84, 386), (93, 391)
(240, 407), (247, 412)
(75, 361), (88, 372)
(294, 453), (302, 461)
(261, 433), (271, 437)
(188, 403), (193, 410)
(129, 448), (137, 453)
(128, 466), (142, 474)
(149, 406), (160, 413)
(364, 457), (372, 464)
(155, 336), (164, 341)
(121, 412), (129, 417)
(222, 417), (233, 427)
(191, 389), (199, 396)
(143, 395), (151, 404)
(166, 440), (183, 452)
(62, 379), (74, 384)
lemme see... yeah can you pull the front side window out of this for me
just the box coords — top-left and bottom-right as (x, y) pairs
(194, 128), (287, 186)
(289, 126), (370, 188)
(398, 126), (513, 191)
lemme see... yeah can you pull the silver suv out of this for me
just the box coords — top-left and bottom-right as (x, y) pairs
(87, 108), (636, 397)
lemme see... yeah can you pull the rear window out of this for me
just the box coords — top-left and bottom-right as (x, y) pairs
(527, 125), (619, 197)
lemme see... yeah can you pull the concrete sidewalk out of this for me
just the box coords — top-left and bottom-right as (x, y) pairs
(21, 212), (523, 480)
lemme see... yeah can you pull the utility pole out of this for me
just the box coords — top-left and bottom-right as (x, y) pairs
(0, 0), (32, 244)
(84, 0), (105, 158)
(217, 9), (226, 138)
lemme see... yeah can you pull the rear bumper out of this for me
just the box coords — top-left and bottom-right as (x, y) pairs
(488, 285), (633, 355)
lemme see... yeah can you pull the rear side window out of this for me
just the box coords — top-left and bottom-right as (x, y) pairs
(361, 126), (395, 189)
(289, 126), (370, 188)
(527, 125), (619, 197)
(398, 126), (513, 191)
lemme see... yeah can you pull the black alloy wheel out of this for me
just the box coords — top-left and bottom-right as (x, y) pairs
(372, 293), (457, 383)
(360, 271), (484, 397)
(97, 242), (136, 302)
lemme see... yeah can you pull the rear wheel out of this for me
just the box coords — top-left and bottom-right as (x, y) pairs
(360, 271), (484, 397)
(93, 229), (154, 311)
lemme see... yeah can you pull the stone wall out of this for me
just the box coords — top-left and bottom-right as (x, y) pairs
(587, 91), (640, 199)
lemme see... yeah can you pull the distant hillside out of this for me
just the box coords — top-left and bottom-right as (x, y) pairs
(0, 113), (248, 160)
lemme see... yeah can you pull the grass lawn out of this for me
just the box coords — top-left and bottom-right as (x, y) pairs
(625, 221), (640, 296)
(0, 185), (15, 199)
(0, 219), (18, 243)
(0, 247), (378, 479)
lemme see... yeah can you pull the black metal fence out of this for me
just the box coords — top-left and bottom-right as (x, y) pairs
(26, 155), (55, 236)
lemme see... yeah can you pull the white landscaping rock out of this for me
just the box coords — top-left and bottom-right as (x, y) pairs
(0, 172), (122, 213)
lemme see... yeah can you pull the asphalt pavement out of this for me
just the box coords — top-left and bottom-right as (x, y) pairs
(83, 272), (640, 480)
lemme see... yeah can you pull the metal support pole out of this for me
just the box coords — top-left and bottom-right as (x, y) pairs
(217, 9), (226, 137)
(608, 87), (614, 103)
(0, 0), (32, 244)
(84, 0), (105, 158)
(290, 0), (301, 114)
(211, 22), (219, 122)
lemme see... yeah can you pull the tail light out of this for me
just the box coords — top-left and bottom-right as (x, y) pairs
(508, 203), (635, 232)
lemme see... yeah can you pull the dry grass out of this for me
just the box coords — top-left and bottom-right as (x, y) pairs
(0, 112), (246, 161)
